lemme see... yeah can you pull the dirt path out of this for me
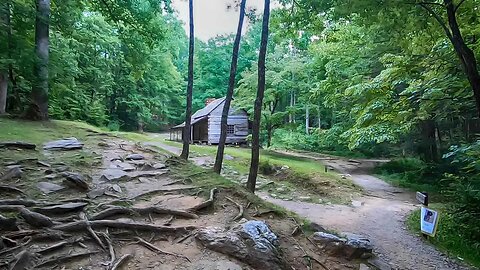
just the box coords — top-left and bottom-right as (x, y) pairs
(146, 137), (470, 270)
(265, 150), (470, 270)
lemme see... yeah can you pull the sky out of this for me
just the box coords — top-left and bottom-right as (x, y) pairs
(171, 0), (269, 41)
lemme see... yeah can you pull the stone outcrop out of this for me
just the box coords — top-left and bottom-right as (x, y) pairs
(312, 231), (373, 260)
(196, 220), (288, 270)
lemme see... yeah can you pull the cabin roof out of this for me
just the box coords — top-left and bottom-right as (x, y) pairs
(192, 97), (226, 119)
(171, 97), (226, 129)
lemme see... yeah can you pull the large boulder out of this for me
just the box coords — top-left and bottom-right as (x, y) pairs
(312, 232), (373, 260)
(196, 220), (288, 270)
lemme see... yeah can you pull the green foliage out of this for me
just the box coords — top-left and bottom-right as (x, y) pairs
(441, 142), (480, 244)
(3, 0), (185, 130)
(407, 206), (480, 267)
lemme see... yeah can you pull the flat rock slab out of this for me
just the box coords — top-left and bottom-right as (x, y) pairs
(87, 188), (106, 199)
(125, 154), (145, 160)
(99, 169), (130, 182)
(37, 182), (65, 194)
(0, 142), (36, 150)
(43, 138), (84, 151)
(110, 161), (136, 172)
(196, 220), (288, 270)
(35, 202), (88, 215)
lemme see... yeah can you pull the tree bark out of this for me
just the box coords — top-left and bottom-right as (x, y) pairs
(0, 73), (6, 114)
(422, 0), (480, 117)
(0, 71), (8, 114)
(305, 104), (309, 134)
(0, 0), (10, 114)
(28, 0), (50, 120)
(247, 0), (270, 193)
(318, 105), (321, 129)
(420, 120), (438, 162)
(443, 0), (480, 117)
(180, 0), (195, 160)
(213, 0), (247, 174)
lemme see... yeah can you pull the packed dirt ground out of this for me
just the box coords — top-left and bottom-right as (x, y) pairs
(0, 119), (373, 270)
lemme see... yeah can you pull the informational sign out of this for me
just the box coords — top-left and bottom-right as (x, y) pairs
(420, 207), (439, 237)
(416, 192), (428, 205)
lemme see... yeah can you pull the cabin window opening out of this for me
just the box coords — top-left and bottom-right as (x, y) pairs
(227, 125), (235, 134)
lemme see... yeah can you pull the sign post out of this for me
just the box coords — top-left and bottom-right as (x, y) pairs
(416, 192), (439, 239)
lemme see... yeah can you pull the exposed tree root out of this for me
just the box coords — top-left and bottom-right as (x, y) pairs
(175, 231), (196, 244)
(35, 251), (99, 268)
(188, 188), (217, 212)
(134, 236), (191, 262)
(99, 232), (115, 267)
(20, 207), (55, 228)
(0, 142), (36, 149)
(91, 206), (198, 220)
(53, 220), (197, 234)
(0, 199), (39, 207)
(80, 212), (106, 250)
(129, 186), (196, 200)
(110, 254), (132, 270)
(225, 196), (244, 221)
(37, 241), (68, 255)
(0, 185), (24, 194)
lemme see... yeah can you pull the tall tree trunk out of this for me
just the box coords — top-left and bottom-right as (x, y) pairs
(420, 120), (438, 162)
(247, 0), (270, 193)
(267, 125), (272, 148)
(28, 0), (50, 120)
(318, 105), (321, 129)
(213, 0), (247, 174)
(0, 0), (10, 114)
(444, 0), (480, 117)
(422, 0), (480, 117)
(180, 0), (195, 160)
(0, 73), (6, 114)
(305, 104), (309, 134)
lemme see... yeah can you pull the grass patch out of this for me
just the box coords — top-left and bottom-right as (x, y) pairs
(160, 140), (360, 204)
(406, 204), (480, 268)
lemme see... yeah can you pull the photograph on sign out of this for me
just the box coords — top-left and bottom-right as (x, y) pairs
(420, 207), (439, 237)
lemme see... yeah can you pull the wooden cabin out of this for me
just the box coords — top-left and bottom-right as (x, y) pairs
(170, 98), (249, 144)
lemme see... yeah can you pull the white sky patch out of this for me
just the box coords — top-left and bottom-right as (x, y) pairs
(172, 0), (275, 41)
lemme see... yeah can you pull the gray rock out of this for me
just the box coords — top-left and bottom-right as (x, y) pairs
(311, 232), (373, 260)
(0, 166), (22, 181)
(110, 161), (135, 172)
(125, 154), (145, 160)
(37, 182), (65, 194)
(43, 138), (83, 151)
(100, 169), (130, 182)
(196, 220), (288, 270)
(36, 202), (88, 215)
(298, 196), (311, 201)
(62, 172), (89, 191)
(111, 184), (123, 193)
(224, 155), (234, 160)
(87, 188), (106, 199)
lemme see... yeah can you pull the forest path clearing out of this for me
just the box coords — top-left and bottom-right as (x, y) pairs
(263, 150), (470, 270)
(145, 136), (470, 270)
